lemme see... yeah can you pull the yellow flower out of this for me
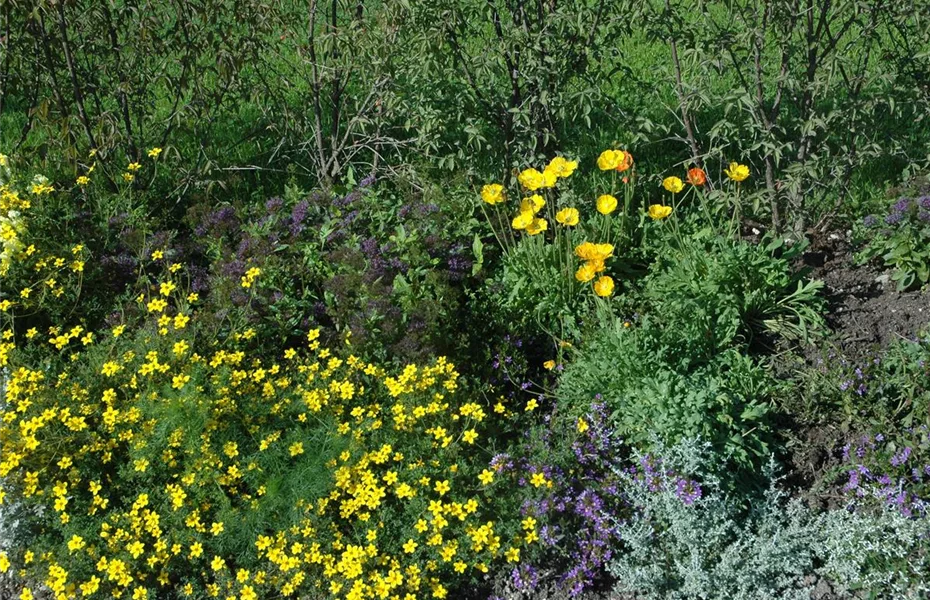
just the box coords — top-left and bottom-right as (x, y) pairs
(189, 542), (203, 559)
(517, 168), (545, 191)
(289, 442), (304, 457)
(596, 149), (625, 171)
(480, 184), (505, 205)
(403, 539), (418, 553)
(648, 204), (673, 220)
(519, 194), (545, 214)
(76, 176), (90, 186)
(593, 275), (615, 297)
(525, 218), (548, 236)
(478, 469), (494, 485)
(540, 168), (558, 188)
(577, 417), (589, 433)
(546, 156), (578, 178)
(505, 547), (521, 563)
(68, 535), (86, 552)
(211, 556), (225, 571)
(725, 161), (750, 182)
(122, 172), (135, 183)
(434, 480), (450, 495)
(596, 194), (618, 215)
(574, 242), (613, 261)
(575, 262), (596, 283)
(148, 147), (163, 159)
(662, 176), (684, 193)
(525, 398), (538, 411)
(511, 211), (534, 230)
(530, 472), (546, 487)
(151, 250), (164, 260)
(543, 360), (556, 370)
(555, 207), (579, 226)
(127, 162), (142, 171)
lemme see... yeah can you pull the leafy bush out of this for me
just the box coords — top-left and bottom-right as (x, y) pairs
(608, 440), (930, 600)
(185, 176), (481, 365)
(0, 165), (546, 600)
(558, 234), (824, 473)
(858, 178), (930, 290)
(559, 320), (774, 474)
(0, 290), (534, 600)
(608, 441), (817, 600)
(642, 233), (825, 357)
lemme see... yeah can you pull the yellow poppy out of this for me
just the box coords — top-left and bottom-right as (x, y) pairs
(648, 204), (673, 220)
(596, 194), (618, 215)
(512, 211), (534, 230)
(725, 162), (750, 182)
(520, 194), (546, 214)
(541, 168), (558, 188)
(480, 184), (505, 205)
(547, 156), (578, 178)
(525, 218), (548, 236)
(662, 176), (684, 193)
(597, 150), (625, 171)
(593, 275), (615, 297)
(575, 263), (596, 282)
(555, 207), (580, 226)
(518, 168), (546, 191)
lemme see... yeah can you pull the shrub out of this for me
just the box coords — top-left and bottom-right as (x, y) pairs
(608, 441), (817, 600)
(0, 307), (533, 600)
(559, 321), (775, 474)
(608, 440), (930, 600)
(814, 507), (930, 598)
(858, 178), (930, 290)
(0, 163), (536, 600)
(642, 233), (825, 358)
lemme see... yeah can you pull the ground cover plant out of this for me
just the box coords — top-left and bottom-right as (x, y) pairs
(3, 1), (930, 599)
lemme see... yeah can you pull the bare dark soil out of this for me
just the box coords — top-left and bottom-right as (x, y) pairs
(803, 231), (930, 356)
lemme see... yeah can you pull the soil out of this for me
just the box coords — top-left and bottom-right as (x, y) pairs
(802, 230), (930, 357)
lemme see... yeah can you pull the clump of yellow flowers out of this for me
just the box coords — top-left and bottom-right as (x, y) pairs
(0, 158), (539, 600)
(1, 302), (531, 600)
(479, 151), (637, 301)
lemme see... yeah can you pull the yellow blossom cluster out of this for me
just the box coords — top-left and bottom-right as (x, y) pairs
(0, 275), (529, 600)
(573, 242), (615, 297)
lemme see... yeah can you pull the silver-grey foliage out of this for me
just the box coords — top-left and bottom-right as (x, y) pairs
(608, 440), (929, 600)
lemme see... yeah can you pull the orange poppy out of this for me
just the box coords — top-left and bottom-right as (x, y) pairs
(614, 151), (633, 173)
(687, 167), (706, 186)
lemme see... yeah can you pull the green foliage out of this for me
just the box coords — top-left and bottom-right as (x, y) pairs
(609, 441), (817, 600)
(559, 317), (775, 473)
(608, 439), (930, 600)
(643, 233), (825, 357)
(815, 507), (930, 598)
(633, 0), (930, 233)
(857, 181), (930, 291)
(558, 234), (824, 473)
(796, 333), (930, 431)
